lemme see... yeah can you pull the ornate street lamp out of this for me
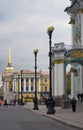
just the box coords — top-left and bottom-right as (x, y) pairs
(21, 70), (23, 105)
(33, 49), (39, 110)
(47, 26), (55, 114)
(18, 74), (20, 104)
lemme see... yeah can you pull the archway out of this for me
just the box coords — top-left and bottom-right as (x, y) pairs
(65, 48), (83, 99)
(52, 43), (83, 106)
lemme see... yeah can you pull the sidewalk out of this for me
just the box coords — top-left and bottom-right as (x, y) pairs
(23, 101), (83, 129)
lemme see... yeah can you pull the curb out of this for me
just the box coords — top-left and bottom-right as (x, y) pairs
(22, 106), (83, 130)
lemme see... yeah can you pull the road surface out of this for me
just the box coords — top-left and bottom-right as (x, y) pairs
(0, 105), (78, 130)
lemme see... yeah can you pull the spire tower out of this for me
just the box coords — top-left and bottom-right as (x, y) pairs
(8, 47), (12, 67)
(5, 47), (14, 73)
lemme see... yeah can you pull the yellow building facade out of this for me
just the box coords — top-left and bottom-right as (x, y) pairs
(2, 47), (50, 103)
(3, 70), (49, 103)
(12, 70), (49, 103)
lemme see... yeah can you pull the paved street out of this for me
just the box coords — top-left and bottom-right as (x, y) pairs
(23, 101), (83, 129)
(0, 105), (78, 130)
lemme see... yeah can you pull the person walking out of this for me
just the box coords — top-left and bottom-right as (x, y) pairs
(3, 99), (8, 107)
(80, 93), (83, 102)
(71, 97), (77, 112)
(0, 99), (2, 107)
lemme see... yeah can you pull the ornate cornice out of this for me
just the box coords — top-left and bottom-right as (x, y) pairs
(52, 59), (65, 65)
(69, 50), (83, 58)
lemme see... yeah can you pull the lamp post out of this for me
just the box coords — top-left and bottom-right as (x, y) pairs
(18, 74), (20, 104)
(21, 70), (23, 105)
(47, 26), (55, 114)
(33, 49), (39, 110)
(14, 79), (16, 93)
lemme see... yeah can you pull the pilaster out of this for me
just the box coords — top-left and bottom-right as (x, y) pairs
(71, 72), (75, 99)
(4, 82), (7, 93)
(19, 78), (21, 92)
(29, 78), (31, 92)
(80, 66), (83, 92)
(52, 42), (66, 97)
(12, 79), (16, 92)
(80, 9), (83, 45)
(23, 78), (26, 92)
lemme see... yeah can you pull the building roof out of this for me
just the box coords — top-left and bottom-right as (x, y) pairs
(40, 71), (49, 76)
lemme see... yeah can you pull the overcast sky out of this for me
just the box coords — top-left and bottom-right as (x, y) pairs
(0, 0), (71, 73)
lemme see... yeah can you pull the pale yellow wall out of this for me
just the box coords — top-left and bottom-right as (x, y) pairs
(3, 70), (50, 102)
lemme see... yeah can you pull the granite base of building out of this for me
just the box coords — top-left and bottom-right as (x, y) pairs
(54, 96), (71, 108)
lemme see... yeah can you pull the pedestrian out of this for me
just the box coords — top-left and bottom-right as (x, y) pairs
(13, 99), (16, 105)
(0, 99), (2, 107)
(45, 98), (48, 108)
(71, 97), (76, 112)
(80, 93), (83, 102)
(3, 99), (8, 107)
(77, 93), (81, 100)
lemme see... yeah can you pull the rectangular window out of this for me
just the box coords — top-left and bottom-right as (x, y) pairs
(31, 86), (33, 91)
(21, 78), (23, 82)
(31, 79), (33, 82)
(45, 86), (47, 92)
(45, 79), (47, 82)
(26, 79), (28, 82)
(21, 86), (23, 91)
(26, 86), (29, 91)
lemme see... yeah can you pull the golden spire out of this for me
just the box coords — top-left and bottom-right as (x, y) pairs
(8, 47), (12, 66)
(5, 47), (14, 73)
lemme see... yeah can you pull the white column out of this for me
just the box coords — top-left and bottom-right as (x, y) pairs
(18, 78), (19, 92)
(80, 66), (83, 92)
(58, 64), (61, 95)
(78, 76), (80, 93)
(12, 79), (16, 92)
(38, 79), (41, 92)
(14, 79), (16, 92)
(54, 64), (59, 96)
(4, 82), (7, 93)
(71, 72), (75, 99)
(12, 80), (14, 92)
(75, 76), (78, 99)
(54, 63), (65, 96)
(59, 63), (65, 96)
(80, 13), (83, 46)
(19, 78), (21, 92)
(29, 78), (31, 92)
(24, 78), (26, 92)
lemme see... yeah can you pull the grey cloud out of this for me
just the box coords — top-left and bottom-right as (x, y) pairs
(0, 0), (71, 73)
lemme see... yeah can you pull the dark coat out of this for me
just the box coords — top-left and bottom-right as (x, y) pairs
(71, 98), (76, 112)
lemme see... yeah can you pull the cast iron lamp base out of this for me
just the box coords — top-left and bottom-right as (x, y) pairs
(33, 98), (39, 110)
(47, 97), (55, 114)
